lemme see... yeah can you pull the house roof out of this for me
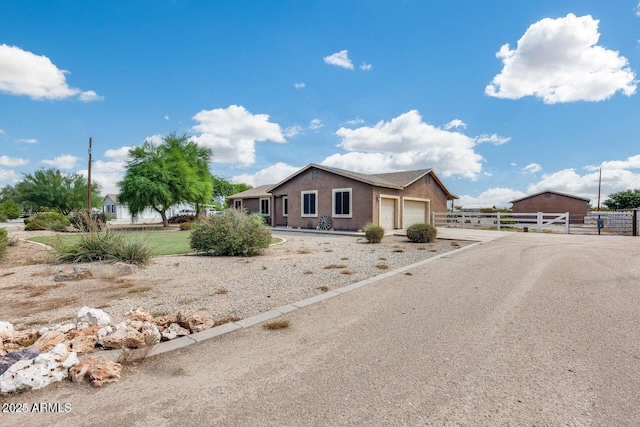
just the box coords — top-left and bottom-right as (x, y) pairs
(267, 163), (458, 199)
(104, 194), (119, 203)
(510, 190), (591, 204)
(227, 184), (273, 200)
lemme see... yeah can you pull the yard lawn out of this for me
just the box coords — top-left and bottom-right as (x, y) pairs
(30, 231), (282, 257)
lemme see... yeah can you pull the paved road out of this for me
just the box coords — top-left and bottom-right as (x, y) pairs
(3, 232), (640, 426)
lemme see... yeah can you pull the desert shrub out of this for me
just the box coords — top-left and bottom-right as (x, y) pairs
(406, 223), (437, 243)
(24, 211), (71, 231)
(71, 211), (108, 232)
(363, 223), (384, 243)
(179, 222), (194, 231)
(0, 228), (7, 258)
(24, 219), (47, 231)
(190, 209), (271, 256)
(56, 230), (151, 264)
(168, 214), (196, 224)
(0, 212), (7, 222)
(0, 200), (22, 219)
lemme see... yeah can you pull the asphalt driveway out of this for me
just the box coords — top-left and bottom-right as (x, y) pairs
(3, 231), (640, 426)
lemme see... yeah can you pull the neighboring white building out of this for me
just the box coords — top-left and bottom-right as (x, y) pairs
(102, 194), (195, 223)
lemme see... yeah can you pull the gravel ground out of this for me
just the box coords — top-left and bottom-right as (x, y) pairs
(1, 228), (466, 329)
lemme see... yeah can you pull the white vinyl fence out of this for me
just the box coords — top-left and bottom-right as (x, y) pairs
(432, 212), (569, 233)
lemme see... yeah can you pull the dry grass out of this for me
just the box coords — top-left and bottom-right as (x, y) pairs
(417, 246), (427, 250)
(317, 285), (330, 292)
(296, 248), (312, 254)
(323, 249), (334, 252)
(392, 249), (405, 253)
(340, 257), (349, 260)
(451, 241), (460, 247)
(303, 270), (313, 275)
(263, 319), (290, 330)
(323, 264), (347, 269)
(340, 269), (354, 275)
(212, 316), (241, 327)
(25, 283), (65, 297)
(215, 288), (229, 295)
(128, 286), (153, 294)
(0, 271), (16, 277)
(404, 272), (413, 276)
(375, 264), (389, 270)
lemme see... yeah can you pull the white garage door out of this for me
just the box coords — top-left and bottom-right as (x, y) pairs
(403, 200), (428, 228)
(380, 198), (396, 230)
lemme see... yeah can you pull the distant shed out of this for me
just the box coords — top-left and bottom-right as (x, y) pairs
(510, 191), (590, 224)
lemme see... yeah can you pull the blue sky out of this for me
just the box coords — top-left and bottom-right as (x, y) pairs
(1, 1), (639, 208)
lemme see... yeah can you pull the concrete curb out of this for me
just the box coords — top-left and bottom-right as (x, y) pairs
(91, 240), (486, 363)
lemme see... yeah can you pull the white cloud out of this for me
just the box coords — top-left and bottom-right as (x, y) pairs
(0, 169), (20, 182)
(0, 44), (102, 101)
(41, 154), (81, 169)
(360, 62), (372, 71)
(474, 133), (510, 145)
(0, 155), (29, 167)
(457, 188), (528, 209)
(637, 2), (640, 17)
(486, 14), (637, 103)
(17, 138), (37, 144)
(164, 115), (170, 121)
(327, 110), (483, 179)
(523, 163), (542, 174)
(343, 116), (365, 126)
(190, 105), (285, 165)
(586, 154), (640, 171)
(232, 162), (301, 187)
(294, 82), (306, 89)
(284, 125), (303, 138)
(510, 162), (518, 167)
(144, 134), (165, 146)
(443, 119), (467, 130)
(309, 118), (324, 130)
(0, 129), (5, 135)
(323, 50), (354, 70)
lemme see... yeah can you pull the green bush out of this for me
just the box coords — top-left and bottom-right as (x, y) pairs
(406, 223), (437, 243)
(179, 222), (194, 231)
(71, 211), (108, 232)
(24, 211), (71, 231)
(363, 223), (384, 243)
(0, 228), (7, 258)
(189, 209), (271, 256)
(0, 212), (7, 223)
(0, 200), (22, 219)
(55, 230), (151, 264)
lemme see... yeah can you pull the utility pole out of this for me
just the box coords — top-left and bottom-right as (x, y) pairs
(87, 137), (92, 212)
(596, 167), (602, 211)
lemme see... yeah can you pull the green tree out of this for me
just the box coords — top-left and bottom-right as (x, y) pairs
(0, 199), (22, 219)
(117, 133), (213, 227)
(603, 189), (640, 210)
(15, 168), (101, 215)
(0, 185), (18, 203)
(211, 176), (252, 209)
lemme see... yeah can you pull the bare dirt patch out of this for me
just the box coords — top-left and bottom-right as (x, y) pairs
(0, 229), (468, 330)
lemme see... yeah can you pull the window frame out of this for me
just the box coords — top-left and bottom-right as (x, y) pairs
(332, 188), (353, 218)
(282, 196), (288, 217)
(301, 190), (318, 217)
(234, 199), (242, 210)
(259, 197), (270, 216)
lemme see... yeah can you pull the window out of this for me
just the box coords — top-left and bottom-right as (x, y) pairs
(332, 188), (352, 218)
(260, 198), (270, 215)
(301, 190), (318, 217)
(282, 196), (288, 217)
(234, 200), (242, 210)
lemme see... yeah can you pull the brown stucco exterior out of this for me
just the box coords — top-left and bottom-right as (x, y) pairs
(510, 191), (590, 224)
(266, 164), (456, 231)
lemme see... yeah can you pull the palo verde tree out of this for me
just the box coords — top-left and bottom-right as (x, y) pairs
(117, 133), (214, 227)
(15, 168), (102, 215)
(211, 175), (252, 209)
(603, 189), (640, 210)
